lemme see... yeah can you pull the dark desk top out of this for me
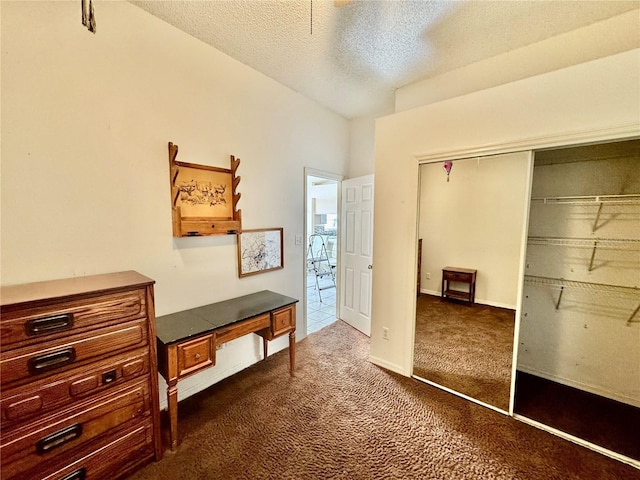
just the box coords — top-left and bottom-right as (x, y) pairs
(156, 290), (298, 346)
(443, 266), (477, 274)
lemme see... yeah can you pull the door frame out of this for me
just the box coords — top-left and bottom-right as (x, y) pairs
(303, 168), (344, 339)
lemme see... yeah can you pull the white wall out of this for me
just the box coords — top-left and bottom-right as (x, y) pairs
(348, 113), (385, 178)
(371, 50), (640, 375)
(419, 153), (530, 309)
(310, 183), (338, 215)
(395, 9), (640, 113)
(1, 1), (349, 407)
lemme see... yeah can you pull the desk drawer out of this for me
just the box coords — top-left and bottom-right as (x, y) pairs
(1, 348), (149, 430)
(215, 314), (270, 345)
(271, 305), (295, 337)
(444, 271), (472, 282)
(0, 290), (146, 350)
(177, 335), (214, 378)
(0, 319), (147, 388)
(0, 380), (150, 475)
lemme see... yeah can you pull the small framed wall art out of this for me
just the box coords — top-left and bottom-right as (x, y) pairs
(237, 228), (284, 277)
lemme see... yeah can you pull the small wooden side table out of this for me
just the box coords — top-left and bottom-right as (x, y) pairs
(442, 267), (477, 304)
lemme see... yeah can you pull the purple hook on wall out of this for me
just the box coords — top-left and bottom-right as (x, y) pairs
(443, 160), (453, 182)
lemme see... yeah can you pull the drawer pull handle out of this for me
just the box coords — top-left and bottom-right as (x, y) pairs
(60, 468), (86, 480)
(26, 313), (73, 336)
(28, 348), (76, 374)
(36, 423), (82, 454)
(195, 353), (201, 360)
(102, 369), (117, 384)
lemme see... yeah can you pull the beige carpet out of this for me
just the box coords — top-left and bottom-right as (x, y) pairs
(129, 320), (639, 480)
(413, 294), (515, 411)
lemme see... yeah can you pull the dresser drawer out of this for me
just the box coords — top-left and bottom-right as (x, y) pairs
(0, 319), (147, 388)
(0, 289), (146, 350)
(1, 348), (149, 430)
(5, 420), (155, 480)
(0, 380), (150, 476)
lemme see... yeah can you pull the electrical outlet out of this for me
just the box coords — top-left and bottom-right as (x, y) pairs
(383, 327), (389, 340)
(426, 272), (431, 279)
(216, 343), (225, 351)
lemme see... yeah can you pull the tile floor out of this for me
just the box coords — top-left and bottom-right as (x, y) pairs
(306, 272), (337, 335)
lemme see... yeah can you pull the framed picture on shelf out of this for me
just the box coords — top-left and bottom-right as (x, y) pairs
(237, 228), (284, 277)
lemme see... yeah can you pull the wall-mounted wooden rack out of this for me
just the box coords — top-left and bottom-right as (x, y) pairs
(524, 275), (640, 325)
(168, 142), (242, 237)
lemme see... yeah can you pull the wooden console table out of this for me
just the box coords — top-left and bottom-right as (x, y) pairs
(442, 267), (477, 304)
(155, 290), (298, 450)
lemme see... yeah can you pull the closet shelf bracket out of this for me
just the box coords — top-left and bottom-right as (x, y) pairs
(592, 202), (603, 233)
(588, 241), (598, 272)
(628, 303), (640, 326)
(555, 286), (564, 310)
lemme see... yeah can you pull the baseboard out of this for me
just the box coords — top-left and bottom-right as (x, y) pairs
(516, 366), (640, 408)
(369, 355), (409, 376)
(419, 289), (516, 310)
(158, 355), (263, 411)
(421, 288), (440, 297)
(478, 299), (516, 310)
(413, 374), (509, 416)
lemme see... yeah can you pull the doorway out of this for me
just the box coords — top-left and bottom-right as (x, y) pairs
(305, 170), (341, 335)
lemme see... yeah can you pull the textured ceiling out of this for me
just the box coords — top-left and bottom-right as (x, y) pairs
(130, 0), (639, 119)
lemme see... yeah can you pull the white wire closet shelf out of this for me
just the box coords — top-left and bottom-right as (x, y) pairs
(530, 194), (640, 205)
(527, 237), (640, 271)
(528, 237), (640, 249)
(524, 275), (640, 325)
(530, 193), (640, 233)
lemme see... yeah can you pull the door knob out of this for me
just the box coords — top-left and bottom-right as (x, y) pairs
(368, 265), (373, 269)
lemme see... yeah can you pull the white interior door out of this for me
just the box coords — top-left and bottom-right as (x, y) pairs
(339, 174), (374, 336)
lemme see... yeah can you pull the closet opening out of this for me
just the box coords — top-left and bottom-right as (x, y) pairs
(514, 138), (640, 462)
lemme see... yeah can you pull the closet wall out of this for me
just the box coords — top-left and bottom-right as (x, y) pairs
(517, 141), (640, 406)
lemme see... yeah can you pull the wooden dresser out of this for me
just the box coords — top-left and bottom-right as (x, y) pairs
(0, 271), (162, 480)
